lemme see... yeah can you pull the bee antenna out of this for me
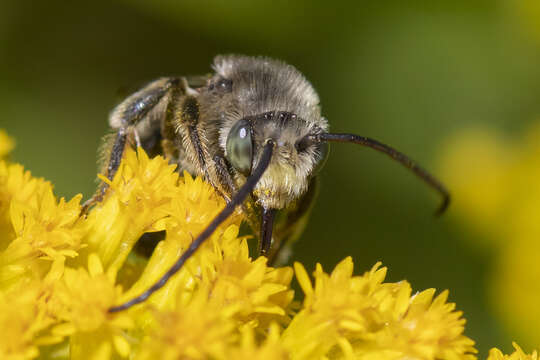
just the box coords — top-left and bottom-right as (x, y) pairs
(315, 132), (450, 216)
(108, 140), (275, 313)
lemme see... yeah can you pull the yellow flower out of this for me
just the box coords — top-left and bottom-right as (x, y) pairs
(0, 162), (85, 291)
(51, 254), (134, 360)
(125, 223), (294, 321)
(488, 343), (538, 360)
(0, 162), (53, 248)
(0, 282), (56, 360)
(438, 123), (540, 347)
(226, 324), (288, 360)
(283, 258), (476, 360)
(0, 258), (66, 360)
(135, 290), (238, 360)
(437, 128), (512, 244)
(80, 147), (182, 273)
(381, 289), (476, 360)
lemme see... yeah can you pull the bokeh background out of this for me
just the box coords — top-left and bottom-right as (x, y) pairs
(2, 0), (540, 356)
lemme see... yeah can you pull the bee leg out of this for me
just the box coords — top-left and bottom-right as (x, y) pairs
(83, 78), (183, 213)
(82, 129), (128, 212)
(267, 176), (319, 266)
(213, 154), (263, 241)
(105, 77), (181, 178)
(133, 128), (142, 148)
(173, 94), (211, 181)
(213, 155), (237, 201)
(105, 128), (129, 183)
(259, 207), (276, 257)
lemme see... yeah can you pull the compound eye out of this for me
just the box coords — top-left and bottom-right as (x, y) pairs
(226, 119), (253, 175)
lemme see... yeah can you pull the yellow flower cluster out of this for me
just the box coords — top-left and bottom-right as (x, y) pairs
(0, 130), (535, 359)
(438, 123), (540, 348)
(283, 260), (476, 360)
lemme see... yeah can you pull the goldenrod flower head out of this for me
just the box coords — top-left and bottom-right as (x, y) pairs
(137, 302), (288, 360)
(0, 282), (56, 360)
(50, 254), (134, 359)
(0, 160), (85, 291)
(283, 258), (476, 360)
(81, 147), (182, 272)
(0, 129), (536, 359)
(136, 290), (238, 360)
(227, 324), (289, 360)
(0, 161), (53, 248)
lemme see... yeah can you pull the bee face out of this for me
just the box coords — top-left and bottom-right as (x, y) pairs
(225, 110), (327, 209)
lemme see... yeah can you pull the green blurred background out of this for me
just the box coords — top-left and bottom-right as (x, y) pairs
(2, 0), (540, 355)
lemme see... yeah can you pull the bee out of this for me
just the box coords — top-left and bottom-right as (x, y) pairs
(91, 55), (449, 312)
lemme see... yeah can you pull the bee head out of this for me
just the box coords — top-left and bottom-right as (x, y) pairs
(213, 55), (329, 209)
(224, 111), (328, 209)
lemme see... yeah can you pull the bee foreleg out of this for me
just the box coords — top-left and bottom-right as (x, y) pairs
(106, 128), (128, 182)
(260, 207), (276, 257)
(82, 129), (128, 212)
(212, 155), (237, 201)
